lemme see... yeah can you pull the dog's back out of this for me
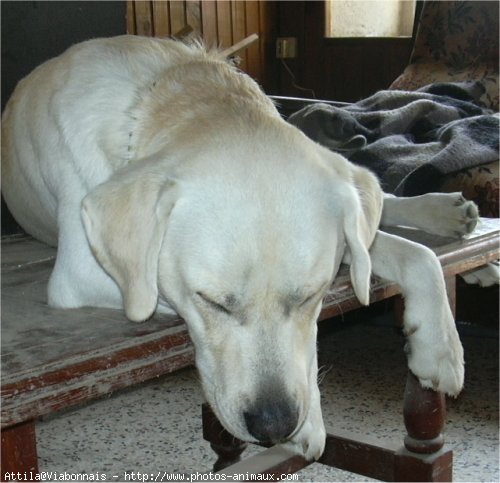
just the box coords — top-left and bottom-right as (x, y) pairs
(1, 36), (221, 245)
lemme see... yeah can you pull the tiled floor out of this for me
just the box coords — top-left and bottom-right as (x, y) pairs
(37, 316), (499, 482)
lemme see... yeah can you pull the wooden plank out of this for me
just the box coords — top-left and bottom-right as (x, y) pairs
(1, 313), (194, 427)
(1, 421), (38, 476)
(231, 0), (248, 70)
(205, 395), (400, 481)
(201, 0), (218, 48)
(215, 445), (309, 479)
(221, 34), (258, 59)
(384, 219), (500, 277)
(211, 426), (446, 482)
(231, 0), (247, 43)
(1, 298), (189, 378)
(320, 277), (401, 321)
(126, 0), (137, 34)
(245, 1), (261, 80)
(394, 447), (453, 482)
(1, 315), (190, 385)
(258, 0), (278, 92)
(186, 0), (202, 36)
(1, 344), (194, 428)
(152, 0), (171, 37)
(1, 235), (55, 272)
(170, 0), (187, 36)
(320, 432), (398, 481)
(216, 0), (233, 49)
(134, 0), (154, 36)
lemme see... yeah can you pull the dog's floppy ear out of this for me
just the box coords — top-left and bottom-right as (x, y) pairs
(81, 168), (178, 322)
(343, 209), (372, 305)
(341, 186), (372, 306)
(340, 166), (383, 306)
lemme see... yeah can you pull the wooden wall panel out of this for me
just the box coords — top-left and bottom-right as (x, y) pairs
(186, 1), (202, 35)
(200, 1), (218, 46)
(152, 2), (171, 36)
(133, 1), (153, 36)
(127, 0), (278, 90)
(259, 0), (277, 90)
(321, 39), (413, 101)
(276, 1), (416, 101)
(245, 1), (261, 81)
(216, 1), (233, 48)
(231, 0), (248, 70)
(126, 1), (136, 35)
(169, 1), (187, 35)
(126, 1), (417, 100)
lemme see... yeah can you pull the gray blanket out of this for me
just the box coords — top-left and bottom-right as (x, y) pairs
(288, 82), (499, 195)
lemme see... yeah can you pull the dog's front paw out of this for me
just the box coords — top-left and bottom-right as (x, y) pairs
(282, 417), (326, 461)
(426, 192), (479, 238)
(406, 325), (464, 397)
(449, 193), (479, 237)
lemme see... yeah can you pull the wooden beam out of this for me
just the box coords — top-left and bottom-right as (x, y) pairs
(201, 0), (218, 48)
(1, 421), (38, 478)
(134, 1), (154, 36)
(222, 34), (259, 59)
(152, 1), (171, 37)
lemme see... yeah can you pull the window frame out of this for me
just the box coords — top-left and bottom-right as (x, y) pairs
(324, 0), (423, 41)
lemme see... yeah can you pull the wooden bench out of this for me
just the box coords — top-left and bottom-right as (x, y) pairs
(1, 235), (194, 475)
(2, 218), (499, 480)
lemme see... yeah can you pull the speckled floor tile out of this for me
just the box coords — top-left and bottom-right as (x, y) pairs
(37, 320), (498, 482)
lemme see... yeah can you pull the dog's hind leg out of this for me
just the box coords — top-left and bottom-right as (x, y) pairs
(369, 229), (464, 396)
(381, 192), (479, 238)
(47, 200), (124, 311)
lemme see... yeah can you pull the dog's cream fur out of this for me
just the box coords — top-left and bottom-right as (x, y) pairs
(2, 36), (478, 460)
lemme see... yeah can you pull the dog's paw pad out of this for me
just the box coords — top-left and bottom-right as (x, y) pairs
(466, 201), (479, 219)
(437, 193), (479, 238)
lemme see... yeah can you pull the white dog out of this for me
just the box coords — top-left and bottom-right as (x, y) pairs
(1, 36), (477, 460)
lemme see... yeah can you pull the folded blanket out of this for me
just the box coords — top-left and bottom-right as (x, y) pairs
(288, 82), (499, 195)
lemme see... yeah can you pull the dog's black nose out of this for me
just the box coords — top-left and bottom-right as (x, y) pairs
(244, 395), (299, 443)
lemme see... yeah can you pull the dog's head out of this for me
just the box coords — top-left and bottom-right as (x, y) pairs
(81, 123), (382, 444)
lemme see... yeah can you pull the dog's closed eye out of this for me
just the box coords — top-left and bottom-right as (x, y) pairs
(292, 281), (331, 309)
(196, 292), (232, 315)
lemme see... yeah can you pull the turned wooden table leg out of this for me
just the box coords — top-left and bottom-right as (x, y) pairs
(1, 421), (39, 479)
(395, 372), (453, 481)
(393, 287), (456, 481)
(403, 371), (446, 454)
(202, 403), (248, 472)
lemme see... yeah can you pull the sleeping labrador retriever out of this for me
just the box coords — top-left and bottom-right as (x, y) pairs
(2, 36), (477, 460)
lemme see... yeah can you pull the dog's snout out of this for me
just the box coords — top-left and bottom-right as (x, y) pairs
(244, 394), (299, 443)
